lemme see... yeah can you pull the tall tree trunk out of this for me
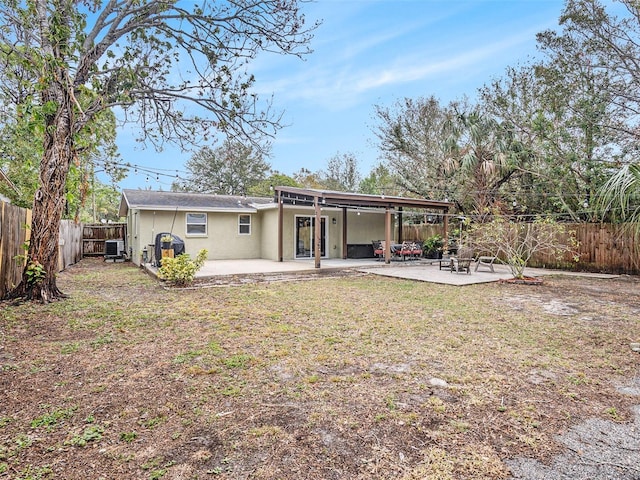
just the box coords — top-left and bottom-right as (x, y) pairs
(6, 79), (73, 302)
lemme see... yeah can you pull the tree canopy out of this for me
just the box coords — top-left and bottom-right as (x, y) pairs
(174, 140), (271, 195)
(0, 0), (317, 302)
(321, 152), (361, 192)
(372, 0), (640, 224)
(548, 0), (640, 227)
(373, 96), (453, 200)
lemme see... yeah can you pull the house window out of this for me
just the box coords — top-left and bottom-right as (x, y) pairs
(238, 214), (251, 235)
(186, 212), (207, 235)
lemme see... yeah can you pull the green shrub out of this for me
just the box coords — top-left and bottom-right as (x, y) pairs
(469, 216), (579, 279)
(158, 249), (208, 286)
(422, 234), (444, 257)
(25, 260), (46, 286)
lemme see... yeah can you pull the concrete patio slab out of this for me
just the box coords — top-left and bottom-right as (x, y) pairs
(194, 258), (385, 277)
(145, 258), (619, 286)
(359, 262), (518, 285)
(359, 262), (618, 285)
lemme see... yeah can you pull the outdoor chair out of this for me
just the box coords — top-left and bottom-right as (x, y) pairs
(450, 247), (474, 274)
(475, 255), (497, 272)
(410, 242), (423, 259)
(398, 241), (411, 260)
(451, 257), (473, 274)
(372, 240), (384, 260)
(396, 241), (420, 260)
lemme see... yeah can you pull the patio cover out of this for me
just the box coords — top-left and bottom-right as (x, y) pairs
(273, 186), (453, 267)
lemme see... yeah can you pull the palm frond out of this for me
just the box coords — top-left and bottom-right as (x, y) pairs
(597, 163), (640, 222)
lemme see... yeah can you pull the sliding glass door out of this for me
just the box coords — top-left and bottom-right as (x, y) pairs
(295, 216), (327, 258)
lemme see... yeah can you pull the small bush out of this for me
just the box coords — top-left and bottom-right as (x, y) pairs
(469, 216), (579, 279)
(158, 249), (208, 286)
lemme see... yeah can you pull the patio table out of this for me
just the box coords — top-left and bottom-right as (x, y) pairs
(439, 257), (452, 270)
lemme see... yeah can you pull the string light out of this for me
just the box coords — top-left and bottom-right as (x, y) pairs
(90, 159), (190, 188)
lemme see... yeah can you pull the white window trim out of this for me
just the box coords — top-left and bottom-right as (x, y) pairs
(238, 214), (251, 235)
(186, 212), (208, 237)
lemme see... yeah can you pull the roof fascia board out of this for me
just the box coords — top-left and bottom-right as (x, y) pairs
(281, 204), (343, 212)
(274, 186), (452, 211)
(252, 203), (278, 210)
(130, 205), (259, 213)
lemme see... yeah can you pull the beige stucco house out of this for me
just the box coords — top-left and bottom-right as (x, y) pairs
(118, 188), (452, 266)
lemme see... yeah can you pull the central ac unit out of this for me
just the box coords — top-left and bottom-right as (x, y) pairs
(105, 240), (125, 257)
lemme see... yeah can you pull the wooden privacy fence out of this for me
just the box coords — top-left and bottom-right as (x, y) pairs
(402, 224), (444, 243)
(0, 201), (84, 298)
(59, 220), (84, 272)
(0, 201), (31, 298)
(527, 223), (639, 274)
(82, 223), (126, 256)
(402, 222), (640, 275)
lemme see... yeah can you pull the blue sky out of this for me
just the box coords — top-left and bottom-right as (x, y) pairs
(116, 0), (566, 190)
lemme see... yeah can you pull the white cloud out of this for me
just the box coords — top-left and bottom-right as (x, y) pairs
(354, 28), (542, 92)
(257, 24), (545, 111)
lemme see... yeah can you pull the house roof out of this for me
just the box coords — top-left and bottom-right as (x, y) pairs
(118, 187), (453, 218)
(118, 189), (275, 217)
(273, 186), (453, 211)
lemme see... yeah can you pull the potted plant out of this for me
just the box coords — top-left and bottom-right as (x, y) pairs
(160, 235), (173, 250)
(422, 234), (444, 259)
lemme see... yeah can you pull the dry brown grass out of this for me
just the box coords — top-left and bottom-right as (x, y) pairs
(1, 258), (639, 479)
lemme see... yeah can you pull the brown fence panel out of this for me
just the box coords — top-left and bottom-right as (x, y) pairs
(401, 224), (446, 242)
(82, 223), (126, 256)
(403, 221), (639, 275)
(528, 223), (639, 274)
(1, 202), (98, 298)
(0, 201), (31, 298)
(58, 220), (84, 272)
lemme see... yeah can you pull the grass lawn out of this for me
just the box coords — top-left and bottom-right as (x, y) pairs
(1, 258), (639, 479)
